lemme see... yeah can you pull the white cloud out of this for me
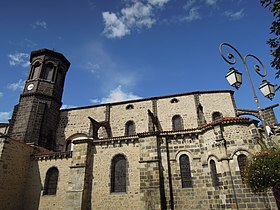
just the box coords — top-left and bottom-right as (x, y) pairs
(24, 38), (38, 48)
(205, 0), (218, 6)
(224, 9), (244, 20)
(0, 112), (11, 122)
(7, 79), (25, 91)
(8, 52), (30, 68)
(60, 104), (77, 109)
(184, 0), (196, 10)
(148, 0), (170, 7)
(102, 12), (130, 38)
(83, 42), (141, 92)
(85, 62), (100, 73)
(31, 20), (47, 29)
(0, 92), (3, 97)
(102, 0), (170, 38)
(122, 2), (154, 28)
(89, 98), (100, 104)
(182, 7), (201, 22)
(100, 86), (141, 103)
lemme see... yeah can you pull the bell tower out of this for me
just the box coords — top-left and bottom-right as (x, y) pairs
(8, 49), (70, 150)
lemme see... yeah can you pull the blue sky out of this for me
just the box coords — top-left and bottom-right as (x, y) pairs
(0, 0), (279, 123)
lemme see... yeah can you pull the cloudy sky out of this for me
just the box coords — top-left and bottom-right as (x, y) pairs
(0, 0), (279, 122)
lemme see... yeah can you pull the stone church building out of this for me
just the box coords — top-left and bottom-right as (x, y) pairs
(0, 49), (280, 210)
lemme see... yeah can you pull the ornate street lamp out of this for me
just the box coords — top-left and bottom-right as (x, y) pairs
(219, 42), (275, 139)
(225, 67), (242, 89)
(259, 80), (275, 100)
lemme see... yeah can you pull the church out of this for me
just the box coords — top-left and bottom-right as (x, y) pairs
(0, 48), (280, 210)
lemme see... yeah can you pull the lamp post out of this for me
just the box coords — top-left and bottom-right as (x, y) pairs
(219, 42), (275, 140)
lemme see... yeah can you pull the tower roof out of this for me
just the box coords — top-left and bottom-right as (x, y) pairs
(30, 48), (70, 67)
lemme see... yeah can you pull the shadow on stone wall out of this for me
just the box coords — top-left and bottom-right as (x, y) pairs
(23, 159), (42, 210)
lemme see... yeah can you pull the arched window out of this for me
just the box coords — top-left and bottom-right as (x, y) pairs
(180, 155), (192, 188)
(170, 98), (179, 103)
(65, 140), (72, 151)
(98, 126), (108, 139)
(111, 155), (127, 193)
(29, 61), (41, 80)
(237, 154), (248, 181)
(125, 121), (135, 136)
(172, 115), (183, 131)
(126, 104), (134, 110)
(56, 69), (64, 87)
(210, 160), (219, 187)
(212, 112), (223, 121)
(43, 167), (59, 195)
(42, 62), (55, 81)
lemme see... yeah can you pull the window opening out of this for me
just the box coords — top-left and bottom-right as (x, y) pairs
(172, 115), (183, 131)
(111, 155), (127, 192)
(237, 154), (247, 181)
(210, 160), (219, 187)
(212, 112), (223, 121)
(43, 167), (59, 195)
(29, 61), (41, 80)
(170, 98), (179, 103)
(125, 121), (135, 136)
(126, 104), (134, 110)
(42, 62), (55, 81)
(180, 154), (192, 188)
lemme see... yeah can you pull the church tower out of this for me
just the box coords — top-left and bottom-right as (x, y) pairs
(8, 49), (70, 150)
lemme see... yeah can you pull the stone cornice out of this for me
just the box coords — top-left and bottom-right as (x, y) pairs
(34, 151), (72, 161)
(20, 92), (62, 105)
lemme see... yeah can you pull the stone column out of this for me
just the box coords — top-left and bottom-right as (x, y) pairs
(139, 135), (163, 210)
(66, 139), (93, 210)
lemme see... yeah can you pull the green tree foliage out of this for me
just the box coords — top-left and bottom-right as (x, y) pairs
(261, 0), (280, 90)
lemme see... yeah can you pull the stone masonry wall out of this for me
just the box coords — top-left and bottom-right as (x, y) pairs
(110, 100), (153, 136)
(56, 91), (236, 150)
(24, 157), (72, 210)
(0, 137), (34, 210)
(92, 139), (144, 210)
(66, 140), (91, 210)
(56, 106), (106, 149)
(31, 123), (280, 210)
(156, 95), (198, 130)
(0, 125), (8, 134)
(199, 92), (236, 123)
(162, 123), (278, 210)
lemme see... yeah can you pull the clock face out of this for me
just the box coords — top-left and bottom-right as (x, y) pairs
(27, 84), (34, 91)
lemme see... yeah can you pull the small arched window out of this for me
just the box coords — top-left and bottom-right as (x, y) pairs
(170, 98), (179, 103)
(210, 160), (219, 187)
(43, 167), (59, 195)
(65, 140), (72, 151)
(29, 61), (41, 80)
(172, 115), (183, 131)
(42, 62), (55, 81)
(56, 68), (64, 87)
(125, 121), (135, 136)
(126, 104), (134, 110)
(180, 154), (192, 188)
(212, 112), (223, 121)
(111, 155), (127, 193)
(98, 126), (108, 139)
(237, 154), (248, 181)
